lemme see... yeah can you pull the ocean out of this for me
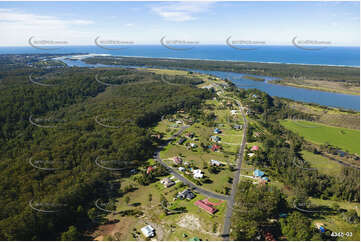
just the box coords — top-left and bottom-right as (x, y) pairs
(0, 45), (359, 67)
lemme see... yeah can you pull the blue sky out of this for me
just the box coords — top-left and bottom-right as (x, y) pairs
(0, 1), (359, 46)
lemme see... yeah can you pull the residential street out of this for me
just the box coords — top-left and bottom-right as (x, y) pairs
(221, 97), (248, 240)
(155, 125), (230, 200)
(153, 93), (248, 240)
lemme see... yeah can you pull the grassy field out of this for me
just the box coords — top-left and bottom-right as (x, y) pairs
(280, 120), (360, 154)
(301, 150), (344, 177)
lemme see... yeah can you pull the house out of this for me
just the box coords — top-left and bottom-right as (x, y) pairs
(178, 167), (185, 172)
(178, 137), (187, 145)
(248, 153), (255, 158)
(194, 200), (217, 214)
(338, 150), (345, 157)
(233, 124), (243, 130)
(251, 145), (259, 151)
(211, 144), (221, 152)
(185, 132), (195, 138)
(201, 84), (214, 90)
(176, 120), (183, 124)
(213, 128), (221, 134)
(230, 110), (238, 115)
(190, 143), (197, 148)
(151, 134), (162, 139)
(210, 159), (221, 166)
(193, 169), (203, 179)
(210, 135), (221, 143)
(141, 225), (155, 238)
(264, 232), (275, 241)
(177, 189), (196, 200)
(147, 166), (155, 174)
(253, 169), (265, 178)
(315, 223), (326, 233)
(160, 178), (175, 188)
(173, 156), (183, 165)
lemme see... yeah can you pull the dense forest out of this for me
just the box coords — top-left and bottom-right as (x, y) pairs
(0, 60), (212, 240)
(84, 56), (360, 83)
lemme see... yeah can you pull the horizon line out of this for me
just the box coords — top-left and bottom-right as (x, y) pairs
(0, 44), (360, 48)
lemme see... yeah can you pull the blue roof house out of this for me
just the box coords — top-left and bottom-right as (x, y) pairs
(253, 169), (265, 177)
(213, 128), (221, 134)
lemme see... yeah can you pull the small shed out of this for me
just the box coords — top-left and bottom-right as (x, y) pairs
(141, 225), (155, 238)
(213, 128), (221, 134)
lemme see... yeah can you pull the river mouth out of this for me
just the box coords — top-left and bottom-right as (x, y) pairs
(56, 55), (360, 112)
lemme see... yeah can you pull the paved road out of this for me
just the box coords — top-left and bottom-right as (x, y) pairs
(154, 125), (229, 200)
(221, 97), (248, 240)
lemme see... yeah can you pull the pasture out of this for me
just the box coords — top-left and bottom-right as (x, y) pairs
(280, 120), (360, 154)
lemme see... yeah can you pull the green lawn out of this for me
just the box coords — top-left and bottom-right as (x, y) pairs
(280, 120), (360, 154)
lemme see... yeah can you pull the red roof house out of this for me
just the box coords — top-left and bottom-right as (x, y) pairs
(211, 144), (221, 152)
(147, 166), (154, 174)
(251, 145), (259, 151)
(194, 200), (217, 214)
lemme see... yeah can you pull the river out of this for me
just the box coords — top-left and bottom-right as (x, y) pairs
(58, 57), (360, 111)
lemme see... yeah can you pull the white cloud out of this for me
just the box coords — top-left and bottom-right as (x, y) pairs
(0, 8), (94, 46)
(151, 2), (213, 22)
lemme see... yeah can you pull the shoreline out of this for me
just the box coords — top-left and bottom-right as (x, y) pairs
(86, 53), (361, 68)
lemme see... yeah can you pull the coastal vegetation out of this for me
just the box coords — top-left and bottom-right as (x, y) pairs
(84, 56), (360, 95)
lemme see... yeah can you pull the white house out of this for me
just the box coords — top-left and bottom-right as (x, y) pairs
(193, 169), (204, 179)
(178, 167), (186, 172)
(190, 143), (197, 148)
(210, 159), (221, 166)
(248, 153), (255, 157)
(141, 225), (155, 238)
(230, 110), (238, 115)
